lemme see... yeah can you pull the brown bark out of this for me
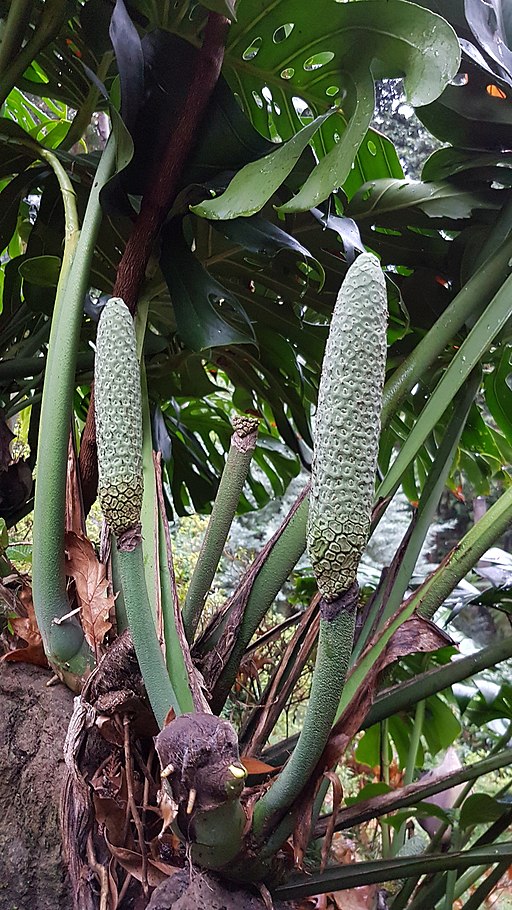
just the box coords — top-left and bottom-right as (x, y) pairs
(79, 12), (230, 514)
(0, 662), (74, 910)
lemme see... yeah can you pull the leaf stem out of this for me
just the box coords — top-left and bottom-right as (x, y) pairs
(183, 415), (259, 642)
(0, 0), (33, 79)
(32, 138), (115, 676)
(62, 52), (113, 150)
(115, 543), (178, 726)
(381, 237), (512, 429)
(252, 586), (357, 838)
(0, 0), (68, 108)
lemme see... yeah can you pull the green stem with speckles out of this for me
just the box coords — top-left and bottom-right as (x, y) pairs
(252, 587), (357, 839)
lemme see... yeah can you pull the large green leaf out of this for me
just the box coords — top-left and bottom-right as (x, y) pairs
(159, 221), (255, 351)
(191, 108), (334, 219)
(346, 178), (501, 223)
(218, 0), (459, 211)
(484, 343), (512, 445)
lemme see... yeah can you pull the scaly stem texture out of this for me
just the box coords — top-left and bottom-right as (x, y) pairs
(32, 138), (115, 674)
(252, 585), (358, 838)
(183, 415), (259, 642)
(79, 12), (230, 511)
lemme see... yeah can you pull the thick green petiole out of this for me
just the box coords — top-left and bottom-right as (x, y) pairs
(32, 138), (115, 678)
(252, 585), (358, 838)
(183, 415), (259, 642)
(116, 543), (178, 727)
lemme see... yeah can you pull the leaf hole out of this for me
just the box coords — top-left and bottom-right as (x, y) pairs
(487, 83), (507, 99)
(326, 85), (339, 97)
(252, 90), (264, 109)
(292, 96), (314, 122)
(367, 139), (377, 156)
(273, 23), (294, 43)
(303, 51), (334, 71)
(243, 37), (262, 60)
(280, 67), (294, 80)
(451, 72), (468, 86)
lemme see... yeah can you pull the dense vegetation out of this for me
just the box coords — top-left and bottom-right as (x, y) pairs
(2, 0), (512, 908)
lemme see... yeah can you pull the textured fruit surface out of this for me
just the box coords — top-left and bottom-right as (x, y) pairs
(307, 253), (387, 600)
(95, 297), (143, 535)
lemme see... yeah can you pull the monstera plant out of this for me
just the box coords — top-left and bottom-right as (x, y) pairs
(3, 0), (512, 908)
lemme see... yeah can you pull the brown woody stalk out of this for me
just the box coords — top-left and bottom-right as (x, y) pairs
(79, 12), (230, 512)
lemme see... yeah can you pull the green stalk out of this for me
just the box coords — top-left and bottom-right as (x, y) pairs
(261, 638), (512, 780)
(0, 0), (68, 107)
(353, 372), (479, 661)
(394, 808), (512, 910)
(183, 415), (259, 642)
(32, 138), (115, 676)
(459, 860), (509, 910)
(252, 585), (358, 837)
(381, 718), (391, 859)
(0, 352), (94, 381)
(416, 482), (512, 621)
(208, 490), (308, 712)
(0, 0), (32, 79)
(158, 507), (195, 713)
(116, 545), (177, 727)
(365, 636), (512, 729)
(337, 484), (512, 720)
(378, 272), (512, 505)
(139, 356), (160, 625)
(393, 698), (426, 855)
(273, 842), (512, 901)
(321, 749), (512, 834)
(62, 52), (112, 150)
(381, 236), (512, 429)
(442, 826), (460, 910)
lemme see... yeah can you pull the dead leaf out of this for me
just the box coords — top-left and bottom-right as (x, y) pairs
(65, 531), (114, 657)
(330, 885), (378, 909)
(65, 433), (85, 535)
(241, 756), (280, 776)
(1, 583), (47, 667)
(105, 835), (180, 886)
(3, 643), (48, 667)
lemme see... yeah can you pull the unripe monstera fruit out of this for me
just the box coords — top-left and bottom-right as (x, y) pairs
(95, 297), (143, 536)
(307, 253), (387, 601)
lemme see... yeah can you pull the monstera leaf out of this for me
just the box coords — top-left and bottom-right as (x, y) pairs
(415, 0), (512, 149)
(193, 0), (460, 216)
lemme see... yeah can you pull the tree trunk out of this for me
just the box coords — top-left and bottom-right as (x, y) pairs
(0, 662), (73, 910)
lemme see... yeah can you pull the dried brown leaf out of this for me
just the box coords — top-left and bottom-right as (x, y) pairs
(65, 531), (114, 656)
(331, 885), (378, 909)
(105, 835), (180, 886)
(3, 642), (48, 667)
(65, 433), (85, 535)
(2, 583), (48, 667)
(241, 756), (279, 776)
